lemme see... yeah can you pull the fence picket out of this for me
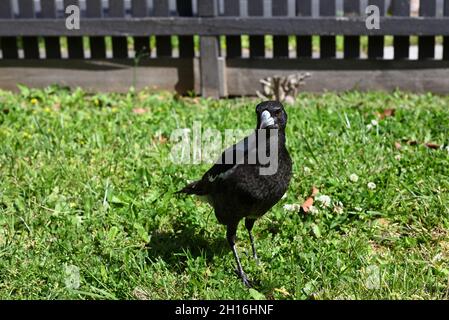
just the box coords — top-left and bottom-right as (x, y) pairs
(320, 0), (336, 59)
(224, 0), (242, 58)
(154, 0), (172, 57)
(367, 0), (384, 59)
(109, 0), (128, 58)
(19, 0), (40, 59)
(296, 0), (312, 58)
(344, 0), (360, 59)
(444, 0), (449, 60)
(248, 0), (265, 58)
(64, 0), (84, 58)
(198, 0), (223, 97)
(177, 1), (194, 58)
(272, 0), (289, 58)
(41, 0), (61, 59)
(86, 0), (106, 59)
(132, 0), (150, 57)
(419, 0), (436, 60)
(0, 0), (18, 59)
(392, 0), (410, 60)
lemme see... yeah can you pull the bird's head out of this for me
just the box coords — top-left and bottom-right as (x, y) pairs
(256, 101), (287, 130)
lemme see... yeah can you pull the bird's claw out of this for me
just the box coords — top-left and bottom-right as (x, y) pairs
(234, 268), (252, 288)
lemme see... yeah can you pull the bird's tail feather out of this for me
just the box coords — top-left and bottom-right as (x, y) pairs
(175, 180), (207, 195)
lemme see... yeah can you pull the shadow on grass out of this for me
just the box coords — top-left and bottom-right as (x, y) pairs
(147, 222), (229, 271)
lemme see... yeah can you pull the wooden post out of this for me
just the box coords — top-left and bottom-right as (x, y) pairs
(198, 0), (225, 98)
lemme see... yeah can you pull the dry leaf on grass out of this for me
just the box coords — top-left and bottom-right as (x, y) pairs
(377, 108), (396, 119)
(132, 108), (148, 115)
(299, 186), (319, 214)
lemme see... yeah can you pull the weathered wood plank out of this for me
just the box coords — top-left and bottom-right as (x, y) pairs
(224, 0), (241, 58)
(248, 0), (265, 58)
(198, 0), (224, 97)
(109, 0), (128, 58)
(64, 0), (84, 58)
(154, 0), (172, 57)
(367, 0), (384, 59)
(296, 0), (312, 58)
(19, 0), (40, 59)
(0, 59), (196, 93)
(1, 17), (449, 36)
(344, 0), (360, 59)
(41, 0), (61, 59)
(419, 0), (436, 60)
(1, 59), (449, 95)
(86, 0), (106, 59)
(0, 0), (18, 59)
(392, 0), (410, 60)
(272, 0), (289, 58)
(320, 0), (336, 59)
(225, 59), (449, 95)
(131, 0), (150, 56)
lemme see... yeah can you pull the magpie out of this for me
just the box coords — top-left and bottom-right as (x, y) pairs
(177, 101), (292, 287)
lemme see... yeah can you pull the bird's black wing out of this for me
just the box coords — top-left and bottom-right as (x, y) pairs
(177, 131), (257, 195)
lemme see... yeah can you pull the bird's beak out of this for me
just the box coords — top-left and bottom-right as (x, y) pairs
(260, 110), (276, 129)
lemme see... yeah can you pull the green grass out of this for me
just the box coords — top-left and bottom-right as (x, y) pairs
(0, 87), (449, 299)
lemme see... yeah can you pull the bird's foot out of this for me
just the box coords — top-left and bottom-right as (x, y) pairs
(234, 268), (252, 288)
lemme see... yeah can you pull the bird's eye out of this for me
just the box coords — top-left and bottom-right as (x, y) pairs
(274, 109), (282, 117)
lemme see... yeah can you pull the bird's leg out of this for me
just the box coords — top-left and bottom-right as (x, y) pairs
(245, 218), (259, 264)
(227, 223), (251, 288)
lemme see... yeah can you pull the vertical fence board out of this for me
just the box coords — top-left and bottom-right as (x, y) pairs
(41, 0), (61, 59)
(272, 0), (289, 57)
(224, 0), (241, 58)
(367, 0), (384, 59)
(392, 0), (410, 59)
(248, 0), (265, 58)
(86, 0), (106, 59)
(109, 0), (128, 58)
(19, 0), (40, 59)
(198, 0), (223, 97)
(154, 0), (172, 57)
(64, 0), (84, 58)
(320, 0), (336, 58)
(132, 0), (150, 57)
(444, 0), (449, 60)
(344, 0), (360, 59)
(296, 0), (312, 58)
(177, 0), (194, 57)
(418, 0), (436, 60)
(0, 0), (18, 59)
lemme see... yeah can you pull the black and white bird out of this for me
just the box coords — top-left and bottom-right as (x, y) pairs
(177, 101), (292, 287)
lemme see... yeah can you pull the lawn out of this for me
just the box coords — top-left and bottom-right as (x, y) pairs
(0, 86), (448, 299)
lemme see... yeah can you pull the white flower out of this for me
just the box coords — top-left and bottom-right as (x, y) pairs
(316, 195), (331, 207)
(303, 166), (311, 174)
(355, 207), (363, 212)
(394, 154), (401, 161)
(283, 203), (301, 212)
(366, 124), (373, 130)
(309, 205), (318, 214)
(281, 193), (287, 200)
(349, 174), (359, 182)
(367, 182), (376, 190)
(371, 119), (379, 126)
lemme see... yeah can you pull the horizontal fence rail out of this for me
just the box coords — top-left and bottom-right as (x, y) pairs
(0, 0), (449, 97)
(1, 17), (449, 36)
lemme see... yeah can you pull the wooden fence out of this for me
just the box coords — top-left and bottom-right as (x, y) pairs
(0, 0), (449, 97)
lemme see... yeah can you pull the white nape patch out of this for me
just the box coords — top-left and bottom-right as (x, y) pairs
(260, 110), (275, 129)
